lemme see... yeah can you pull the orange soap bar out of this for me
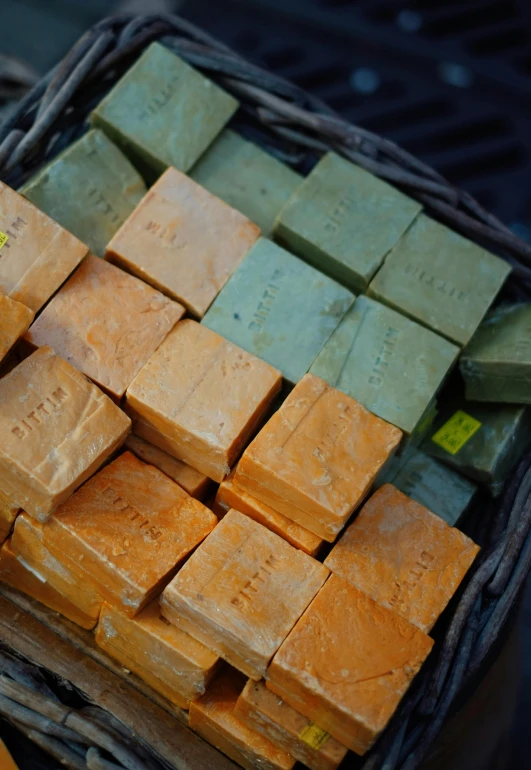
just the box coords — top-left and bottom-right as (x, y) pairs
(0, 738), (19, 770)
(0, 347), (130, 521)
(189, 669), (295, 770)
(0, 294), (34, 363)
(126, 320), (282, 482)
(0, 181), (87, 312)
(106, 167), (260, 318)
(0, 489), (18, 545)
(325, 484), (480, 632)
(43, 451), (217, 616)
(161, 509), (329, 679)
(25, 254), (184, 400)
(267, 574), (433, 755)
(216, 470), (323, 556)
(235, 680), (348, 770)
(234, 374), (402, 541)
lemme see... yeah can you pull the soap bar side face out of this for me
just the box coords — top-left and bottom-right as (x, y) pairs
(0, 489), (18, 546)
(0, 295), (34, 363)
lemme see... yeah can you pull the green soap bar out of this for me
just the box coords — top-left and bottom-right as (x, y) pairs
(310, 296), (458, 436)
(460, 303), (531, 403)
(368, 214), (511, 346)
(21, 129), (146, 257)
(202, 237), (354, 383)
(91, 42), (238, 181)
(190, 129), (302, 235)
(274, 152), (422, 293)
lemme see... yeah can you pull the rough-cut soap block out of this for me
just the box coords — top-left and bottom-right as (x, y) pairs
(95, 601), (220, 706)
(0, 489), (18, 546)
(0, 294), (34, 364)
(91, 42), (238, 180)
(235, 679), (348, 770)
(274, 152), (422, 293)
(25, 255), (183, 400)
(21, 129), (146, 256)
(161, 509), (329, 679)
(43, 451), (217, 616)
(126, 319), (282, 482)
(368, 214), (511, 346)
(106, 167), (260, 319)
(191, 129), (302, 235)
(234, 374), (402, 541)
(310, 296), (458, 437)
(189, 669), (295, 770)
(460, 303), (531, 403)
(267, 574), (433, 755)
(203, 238), (354, 383)
(0, 181), (88, 312)
(0, 347), (130, 521)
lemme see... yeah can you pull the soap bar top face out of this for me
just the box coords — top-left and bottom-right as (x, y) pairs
(368, 214), (511, 346)
(275, 152), (422, 293)
(106, 167), (260, 318)
(267, 574), (434, 755)
(0, 181), (88, 312)
(0, 294), (34, 363)
(325, 484), (479, 632)
(126, 319), (282, 482)
(25, 254), (184, 399)
(202, 238), (354, 383)
(43, 451), (217, 616)
(162, 509), (329, 679)
(21, 129), (147, 257)
(191, 129), (302, 235)
(310, 296), (458, 436)
(0, 347), (130, 521)
(91, 42), (238, 179)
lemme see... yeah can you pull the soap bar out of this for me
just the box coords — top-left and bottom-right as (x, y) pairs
(203, 238), (354, 383)
(126, 319), (282, 482)
(310, 296), (458, 436)
(0, 347), (130, 521)
(0, 181), (88, 312)
(234, 374), (402, 541)
(91, 42), (238, 180)
(106, 167), (260, 318)
(0, 294), (34, 363)
(266, 574), (433, 755)
(191, 129), (302, 235)
(21, 129), (147, 256)
(324, 484), (479, 632)
(25, 254), (184, 400)
(161, 509), (329, 679)
(274, 152), (422, 293)
(189, 669), (295, 770)
(95, 601), (220, 705)
(235, 679), (348, 770)
(0, 489), (18, 546)
(368, 214), (511, 346)
(460, 303), (531, 403)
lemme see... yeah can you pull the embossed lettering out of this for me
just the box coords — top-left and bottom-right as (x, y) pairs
(11, 388), (70, 439)
(231, 554), (279, 608)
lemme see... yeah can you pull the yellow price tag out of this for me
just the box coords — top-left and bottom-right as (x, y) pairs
(299, 722), (330, 750)
(0, 231), (9, 250)
(431, 410), (482, 455)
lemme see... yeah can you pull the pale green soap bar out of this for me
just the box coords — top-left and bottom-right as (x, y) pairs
(274, 152), (422, 293)
(202, 237), (354, 383)
(91, 42), (238, 181)
(460, 303), (531, 403)
(190, 129), (302, 235)
(368, 214), (511, 346)
(310, 295), (458, 436)
(21, 129), (146, 257)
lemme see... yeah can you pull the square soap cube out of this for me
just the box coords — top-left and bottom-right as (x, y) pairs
(126, 319), (282, 482)
(0, 295), (34, 364)
(234, 374), (402, 541)
(106, 167), (260, 318)
(202, 238), (354, 383)
(91, 42), (238, 180)
(43, 451), (217, 616)
(25, 254), (184, 400)
(368, 214), (511, 346)
(0, 347), (130, 520)
(274, 152), (421, 292)
(21, 129), (147, 256)
(161, 509), (329, 679)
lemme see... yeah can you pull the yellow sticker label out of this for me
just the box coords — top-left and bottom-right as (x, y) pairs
(431, 410), (482, 455)
(299, 723), (330, 750)
(0, 231), (9, 250)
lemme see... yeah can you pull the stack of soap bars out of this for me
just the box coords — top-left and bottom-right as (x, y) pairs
(0, 40), (525, 770)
